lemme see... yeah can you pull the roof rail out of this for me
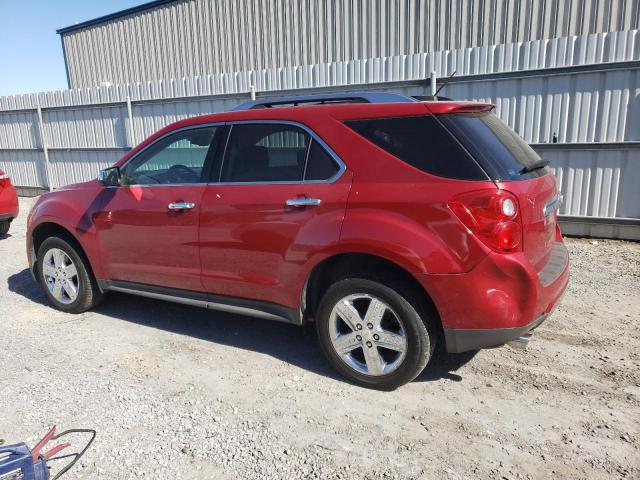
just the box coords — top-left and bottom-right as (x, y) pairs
(233, 92), (416, 111)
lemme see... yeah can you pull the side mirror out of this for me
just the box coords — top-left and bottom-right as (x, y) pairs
(98, 167), (121, 187)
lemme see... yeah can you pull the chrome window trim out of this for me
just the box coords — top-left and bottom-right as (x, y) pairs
(118, 122), (226, 187)
(105, 183), (210, 189)
(214, 119), (347, 186)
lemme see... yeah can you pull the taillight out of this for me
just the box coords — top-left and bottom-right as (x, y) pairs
(448, 189), (522, 252)
(0, 169), (10, 188)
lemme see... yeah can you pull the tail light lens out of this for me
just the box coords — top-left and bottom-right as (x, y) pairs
(0, 169), (11, 188)
(448, 189), (522, 252)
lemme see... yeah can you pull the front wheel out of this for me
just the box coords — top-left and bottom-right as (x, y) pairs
(0, 221), (9, 236)
(316, 277), (435, 390)
(37, 236), (103, 313)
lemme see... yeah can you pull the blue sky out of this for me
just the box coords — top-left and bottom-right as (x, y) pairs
(0, 0), (145, 97)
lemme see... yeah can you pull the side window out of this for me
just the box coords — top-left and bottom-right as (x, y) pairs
(304, 140), (339, 180)
(344, 116), (487, 180)
(221, 124), (310, 182)
(122, 126), (218, 185)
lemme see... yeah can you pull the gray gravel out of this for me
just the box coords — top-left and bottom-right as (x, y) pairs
(1, 197), (639, 479)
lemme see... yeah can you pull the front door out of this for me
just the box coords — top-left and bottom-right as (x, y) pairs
(95, 125), (224, 291)
(199, 122), (352, 308)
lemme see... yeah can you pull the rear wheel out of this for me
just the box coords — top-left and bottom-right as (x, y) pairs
(37, 236), (103, 313)
(316, 276), (435, 390)
(0, 221), (9, 236)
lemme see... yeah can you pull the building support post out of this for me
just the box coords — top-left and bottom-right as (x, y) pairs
(126, 96), (135, 147)
(250, 85), (256, 100)
(36, 103), (54, 191)
(430, 71), (437, 97)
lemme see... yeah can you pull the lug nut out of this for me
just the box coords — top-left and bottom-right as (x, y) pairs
(356, 324), (363, 330)
(356, 335), (362, 341)
(366, 341), (373, 348)
(367, 323), (373, 329)
(373, 334), (379, 341)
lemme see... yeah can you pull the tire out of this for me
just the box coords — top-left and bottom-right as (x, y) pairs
(316, 275), (435, 390)
(0, 221), (9, 236)
(37, 235), (103, 313)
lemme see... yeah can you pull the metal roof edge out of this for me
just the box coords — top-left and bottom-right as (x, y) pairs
(56, 0), (178, 35)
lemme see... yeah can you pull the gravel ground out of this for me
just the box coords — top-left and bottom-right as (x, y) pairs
(1, 197), (639, 479)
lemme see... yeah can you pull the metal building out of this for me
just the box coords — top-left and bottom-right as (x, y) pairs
(58, 0), (640, 89)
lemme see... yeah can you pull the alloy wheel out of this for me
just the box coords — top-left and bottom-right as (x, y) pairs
(328, 293), (408, 376)
(42, 248), (79, 305)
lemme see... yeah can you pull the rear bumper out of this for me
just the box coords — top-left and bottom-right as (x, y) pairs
(418, 240), (569, 353)
(0, 185), (19, 220)
(444, 312), (550, 353)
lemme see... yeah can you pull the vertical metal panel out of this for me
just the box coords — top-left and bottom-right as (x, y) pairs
(42, 106), (129, 149)
(0, 111), (39, 149)
(132, 97), (237, 140)
(0, 30), (638, 239)
(2, 29), (637, 111)
(545, 147), (640, 219)
(0, 150), (47, 188)
(48, 150), (124, 187)
(445, 67), (640, 143)
(59, 0), (640, 89)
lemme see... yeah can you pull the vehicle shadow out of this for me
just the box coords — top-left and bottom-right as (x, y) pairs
(8, 267), (475, 386)
(414, 348), (477, 382)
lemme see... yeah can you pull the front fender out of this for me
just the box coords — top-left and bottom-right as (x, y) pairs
(28, 182), (109, 279)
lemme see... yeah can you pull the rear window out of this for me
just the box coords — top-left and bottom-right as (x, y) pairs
(344, 116), (487, 180)
(437, 112), (546, 180)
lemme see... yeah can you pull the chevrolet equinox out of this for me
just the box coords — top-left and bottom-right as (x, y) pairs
(27, 92), (569, 390)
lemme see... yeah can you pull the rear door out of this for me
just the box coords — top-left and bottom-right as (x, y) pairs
(199, 121), (352, 308)
(95, 125), (225, 291)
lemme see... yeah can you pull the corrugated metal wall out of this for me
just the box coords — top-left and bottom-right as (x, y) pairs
(1, 30), (639, 239)
(60, 0), (640, 88)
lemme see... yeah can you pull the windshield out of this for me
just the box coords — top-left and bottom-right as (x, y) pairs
(438, 112), (546, 180)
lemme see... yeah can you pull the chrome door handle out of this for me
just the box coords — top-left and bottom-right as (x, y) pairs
(286, 198), (322, 208)
(168, 202), (196, 211)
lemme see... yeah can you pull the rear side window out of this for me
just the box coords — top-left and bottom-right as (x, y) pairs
(305, 141), (339, 180)
(344, 115), (487, 180)
(438, 112), (545, 180)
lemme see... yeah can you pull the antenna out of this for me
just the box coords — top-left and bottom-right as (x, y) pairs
(434, 70), (457, 98)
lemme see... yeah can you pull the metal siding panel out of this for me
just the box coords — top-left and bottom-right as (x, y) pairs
(49, 150), (124, 188)
(0, 150), (47, 188)
(545, 147), (640, 219)
(0, 29), (638, 233)
(41, 106), (128, 149)
(60, 0), (640, 89)
(0, 111), (39, 149)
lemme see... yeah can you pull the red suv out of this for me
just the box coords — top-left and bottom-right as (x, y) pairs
(0, 168), (19, 236)
(27, 93), (568, 390)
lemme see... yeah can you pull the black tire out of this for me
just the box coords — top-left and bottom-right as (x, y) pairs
(316, 275), (436, 390)
(0, 221), (9, 236)
(37, 235), (103, 313)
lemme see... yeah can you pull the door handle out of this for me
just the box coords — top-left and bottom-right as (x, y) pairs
(286, 198), (322, 208)
(168, 202), (196, 211)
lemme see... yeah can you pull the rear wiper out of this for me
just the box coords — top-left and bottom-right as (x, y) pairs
(519, 158), (550, 174)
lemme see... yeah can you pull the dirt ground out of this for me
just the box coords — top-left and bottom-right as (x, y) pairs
(1, 197), (638, 479)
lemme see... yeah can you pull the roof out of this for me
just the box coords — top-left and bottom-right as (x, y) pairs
(57, 0), (178, 35)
